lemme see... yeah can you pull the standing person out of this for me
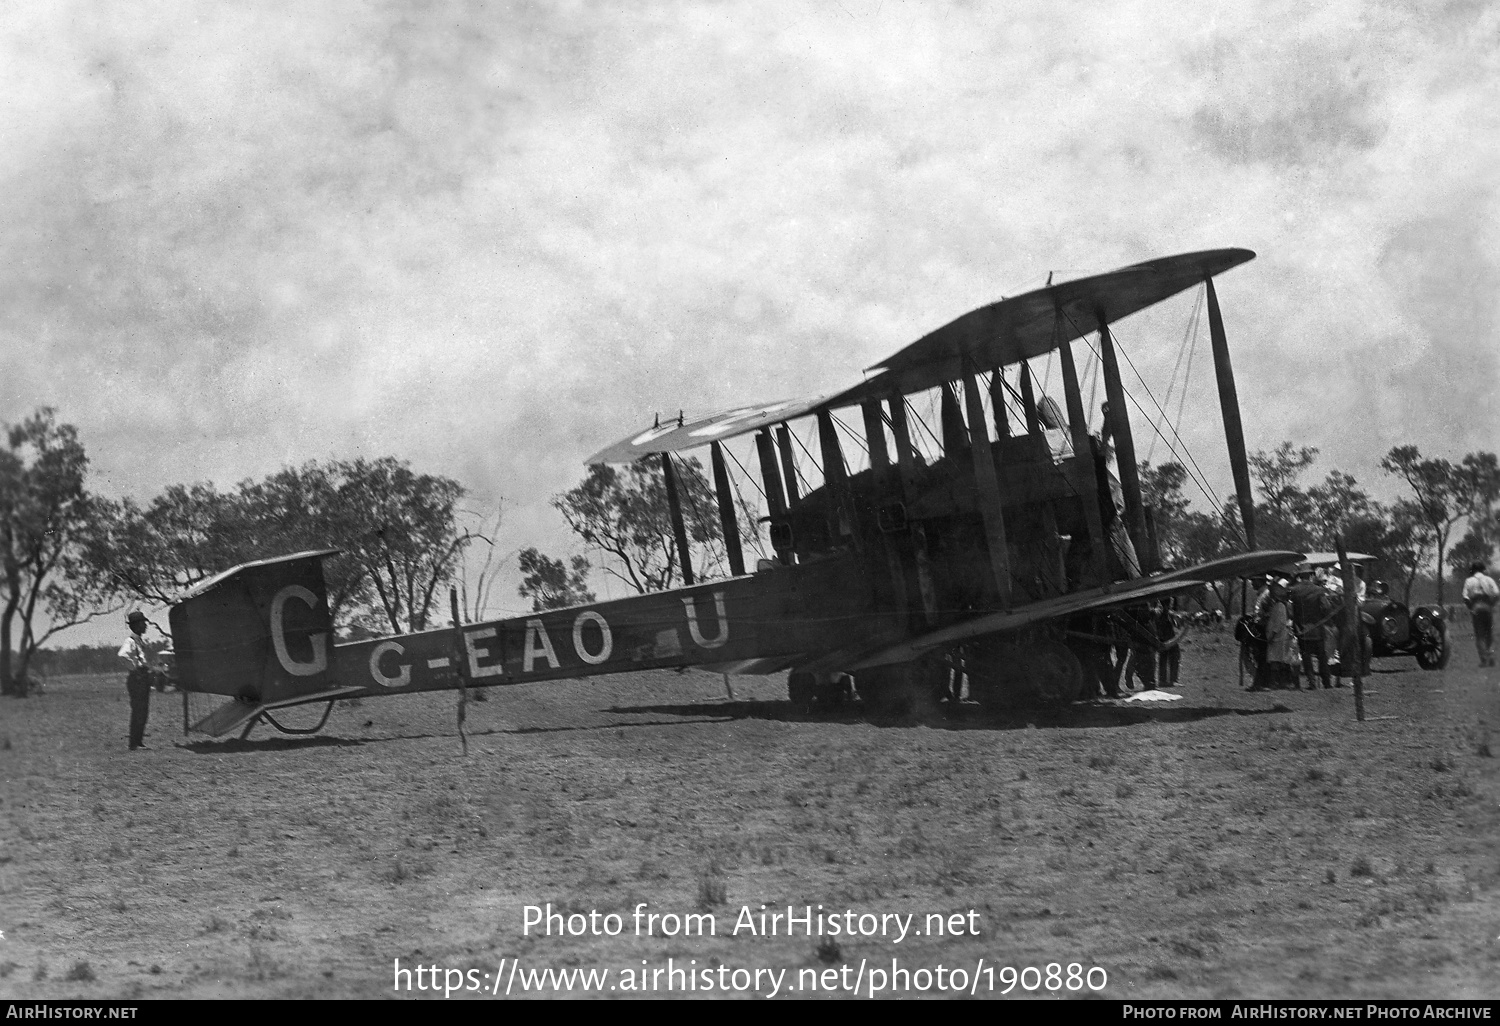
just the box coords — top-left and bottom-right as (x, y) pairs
(1289, 570), (1335, 690)
(1253, 580), (1296, 690)
(117, 610), (163, 750)
(1462, 562), (1498, 667)
(1155, 598), (1184, 688)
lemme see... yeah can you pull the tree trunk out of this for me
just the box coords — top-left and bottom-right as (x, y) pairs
(0, 596), (16, 696)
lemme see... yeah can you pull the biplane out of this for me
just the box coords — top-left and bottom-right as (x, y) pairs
(168, 247), (1304, 738)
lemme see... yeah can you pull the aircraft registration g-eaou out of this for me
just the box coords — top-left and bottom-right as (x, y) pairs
(168, 248), (1303, 739)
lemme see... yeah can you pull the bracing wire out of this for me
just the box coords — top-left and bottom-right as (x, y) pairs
(1147, 287), (1204, 463)
(1061, 309), (1230, 538)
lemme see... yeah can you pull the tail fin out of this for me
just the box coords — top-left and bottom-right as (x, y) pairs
(169, 549), (339, 702)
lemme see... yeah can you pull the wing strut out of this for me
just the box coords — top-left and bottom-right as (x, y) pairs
(710, 441), (745, 577)
(1206, 277), (1258, 549)
(755, 429), (791, 564)
(1019, 363), (1042, 434)
(662, 453), (695, 586)
(962, 358), (1014, 608)
(889, 396), (940, 624)
(940, 383), (968, 455)
(1098, 313), (1151, 570)
(989, 367), (1011, 438)
(1055, 310), (1110, 589)
(776, 425), (801, 507)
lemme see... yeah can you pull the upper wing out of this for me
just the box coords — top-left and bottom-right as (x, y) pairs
(836, 248), (1256, 403)
(585, 248), (1254, 465)
(844, 548), (1302, 671)
(584, 394), (844, 465)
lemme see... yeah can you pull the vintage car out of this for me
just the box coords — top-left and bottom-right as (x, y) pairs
(1361, 579), (1449, 670)
(1235, 554), (1448, 679)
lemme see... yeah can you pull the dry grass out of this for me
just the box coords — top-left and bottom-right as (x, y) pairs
(0, 639), (1496, 999)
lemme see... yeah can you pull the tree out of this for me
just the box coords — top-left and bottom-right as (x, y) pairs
(1138, 460), (1191, 565)
(1, 409), (120, 695)
(90, 457), (483, 635)
(1380, 446), (1476, 605)
(1305, 470), (1378, 549)
(1384, 500), (1436, 606)
(517, 547), (595, 611)
(1247, 442), (1318, 549)
(552, 458), (727, 594)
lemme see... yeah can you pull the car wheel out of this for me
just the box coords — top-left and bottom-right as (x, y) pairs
(1415, 628), (1450, 670)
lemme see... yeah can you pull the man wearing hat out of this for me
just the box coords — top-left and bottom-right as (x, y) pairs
(1462, 562), (1498, 667)
(117, 610), (164, 749)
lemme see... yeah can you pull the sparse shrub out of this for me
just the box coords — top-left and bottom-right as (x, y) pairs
(203, 915), (230, 934)
(65, 961), (96, 982)
(1087, 754), (1116, 770)
(0, 961), (19, 979)
(1414, 881), (1448, 912)
(1477, 740), (1493, 759)
(1350, 856), (1374, 878)
(1146, 965), (1178, 980)
(1325, 870), (1337, 884)
(697, 866), (727, 910)
(816, 937), (841, 964)
(1115, 783), (1135, 799)
(1430, 756), (1453, 773)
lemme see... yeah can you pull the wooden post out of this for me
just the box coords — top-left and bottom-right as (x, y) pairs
(989, 367), (1011, 438)
(963, 360), (1013, 608)
(1337, 538), (1365, 722)
(775, 425), (800, 507)
(1098, 314), (1150, 570)
(1020, 362), (1041, 435)
(661, 452), (695, 586)
(1055, 319), (1110, 588)
(710, 441), (745, 577)
(1206, 277), (1258, 550)
(182, 689), (190, 736)
(450, 586), (468, 756)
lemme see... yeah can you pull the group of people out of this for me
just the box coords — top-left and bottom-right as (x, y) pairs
(1072, 599), (1186, 699)
(1247, 564), (1366, 691)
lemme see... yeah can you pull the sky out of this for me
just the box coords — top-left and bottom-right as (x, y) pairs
(2, 0), (1497, 634)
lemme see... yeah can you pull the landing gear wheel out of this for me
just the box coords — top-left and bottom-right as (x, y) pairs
(967, 641), (1025, 713)
(856, 662), (943, 720)
(1025, 641), (1084, 707)
(788, 671), (816, 713)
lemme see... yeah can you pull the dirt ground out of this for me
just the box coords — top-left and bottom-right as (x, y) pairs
(1, 625), (1496, 1000)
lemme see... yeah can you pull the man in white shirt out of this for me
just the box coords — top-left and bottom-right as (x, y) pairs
(117, 610), (163, 749)
(1462, 562), (1498, 668)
